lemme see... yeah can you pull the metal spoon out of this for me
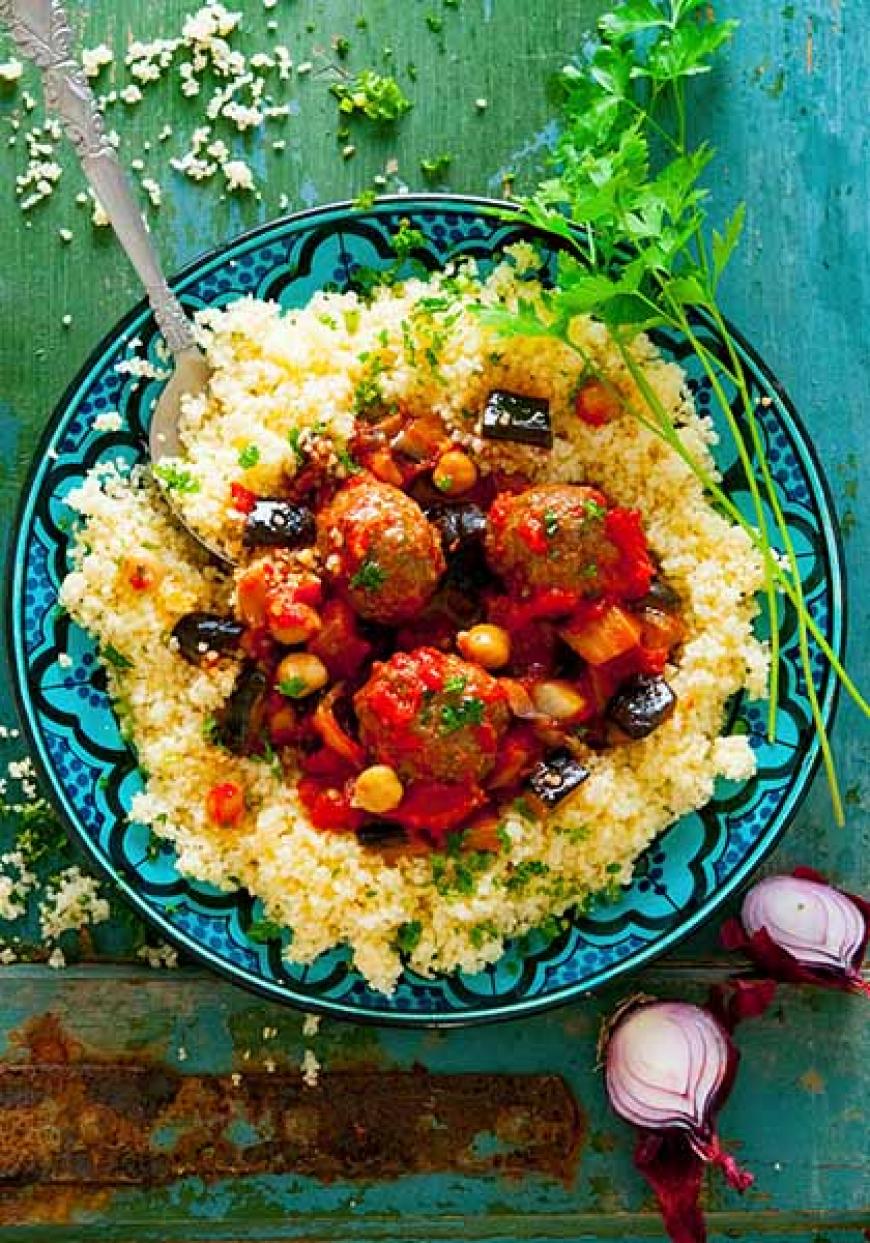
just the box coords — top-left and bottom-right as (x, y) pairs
(1, 0), (232, 566)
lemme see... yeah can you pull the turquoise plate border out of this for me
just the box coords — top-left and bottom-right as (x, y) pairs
(6, 195), (845, 1025)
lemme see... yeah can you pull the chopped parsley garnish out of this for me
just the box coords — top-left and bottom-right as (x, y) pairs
(512, 797), (534, 821)
(505, 860), (550, 893)
(559, 822), (591, 845)
(443, 674), (467, 695)
(336, 445), (361, 474)
(238, 443), (260, 469)
(153, 463), (200, 494)
(247, 919), (284, 943)
(331, 70), (412, 122)
(420, 153), (452, 180)
(353, 187), (377, 211)
(201, 715), (219, 744)
(354, 358), (386, 414)
(430, 849), (492, 898)
(287, 427), (305, 463)
(440, 697), (485, 734)
(537, 915), (562, 941)
(469, 920), (499, 949)
(395, 920), (422, 953)
(278, 677), (308, 699)
(392, 218), (426, 262)
(401, 320), (417, 364)
(350, 559), (387, 591)
(583, 498), (607, 521)
(102, 644), (133, 670)
(496, 823), (513, 851)
(543, 508), (560, 538)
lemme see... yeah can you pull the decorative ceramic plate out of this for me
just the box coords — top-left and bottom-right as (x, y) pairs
(6, 196), (845, 1025)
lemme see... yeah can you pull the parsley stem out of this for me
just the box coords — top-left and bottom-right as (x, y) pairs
(563, 309), (866, 739)
(667, 298), (781, 740)
(703, 298), (844, 821)
(615, 339), (861, 824)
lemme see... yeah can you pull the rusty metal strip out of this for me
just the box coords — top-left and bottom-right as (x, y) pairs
(0, 1064), (583, 1185)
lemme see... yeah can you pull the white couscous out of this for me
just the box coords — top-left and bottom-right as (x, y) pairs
(60, 248), (767, 994)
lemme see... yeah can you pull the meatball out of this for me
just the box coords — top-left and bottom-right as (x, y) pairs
(316, 478), (446, 625)
(486, 484), (623, 598)
(354, 647), (510, 784)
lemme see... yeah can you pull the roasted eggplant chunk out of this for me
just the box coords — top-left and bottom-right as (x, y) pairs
(527, 749), (590, 807)
(172, 612), (245, 664)
(243, 500), (316, 549)
(482, 390), (552, 449)
(607, 674), (677, 740)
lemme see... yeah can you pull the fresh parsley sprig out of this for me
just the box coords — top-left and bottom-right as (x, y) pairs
(482, 0), (867, 821)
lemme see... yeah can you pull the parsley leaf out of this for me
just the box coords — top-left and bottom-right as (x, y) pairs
(440, 697), (485, 734)
(420, 153), (452, 180)
(443, 674), (468, 694)
(278, 677), (308, 699)
(247, 919), (284, 943)
(350, 559), (387, 591)
(154, 463), (200, 494)
(287, 427), (305, 464)
(395, 920), (422, 953)
(238, 443), (260, 469)
(102, 644), (133, 670)
(331, 70), (412, 122)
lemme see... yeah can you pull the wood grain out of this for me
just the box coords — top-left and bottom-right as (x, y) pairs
(0, 0), (867, 1237)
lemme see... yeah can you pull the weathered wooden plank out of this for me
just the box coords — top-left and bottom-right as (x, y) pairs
(0, 965), (864, 1235)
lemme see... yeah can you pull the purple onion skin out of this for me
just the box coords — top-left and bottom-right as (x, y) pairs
(723, 868), (870, 998)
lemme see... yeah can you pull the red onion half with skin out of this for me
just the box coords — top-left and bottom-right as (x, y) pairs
(603, 999), (752, 1243)
(722, 868), (870, 999)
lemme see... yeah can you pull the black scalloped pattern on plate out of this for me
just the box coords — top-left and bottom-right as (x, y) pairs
(7, 196), (844, 1024)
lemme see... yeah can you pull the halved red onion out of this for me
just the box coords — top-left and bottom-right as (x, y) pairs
(605, 1000), (730, 1137)
(723, 869), (870, 998)
(603, 998), (752, 1243)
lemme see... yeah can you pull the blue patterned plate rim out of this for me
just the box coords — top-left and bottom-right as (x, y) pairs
(5, 194), (846, 1025)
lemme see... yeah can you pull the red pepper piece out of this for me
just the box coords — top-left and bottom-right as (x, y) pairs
(298, 776), (364, 832)
(231, 482), (257, 514)
(391, 781), (487, 844)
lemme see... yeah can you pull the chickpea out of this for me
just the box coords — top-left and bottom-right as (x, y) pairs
(275, 652), (329, 698)
(351, 764), (405, 815)
(531, 679), (590, 722)
(266, 601), (321, 646)
(457, 623), (511, 670)
(433, 449), (478, 497)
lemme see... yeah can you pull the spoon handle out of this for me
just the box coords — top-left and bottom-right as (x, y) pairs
(0, 0), (196, 355)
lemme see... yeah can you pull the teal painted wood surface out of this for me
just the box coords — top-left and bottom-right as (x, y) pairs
(0, 0), (867, 1239)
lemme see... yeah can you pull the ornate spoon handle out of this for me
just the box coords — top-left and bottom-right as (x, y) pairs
(0, 0), (196, 354)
